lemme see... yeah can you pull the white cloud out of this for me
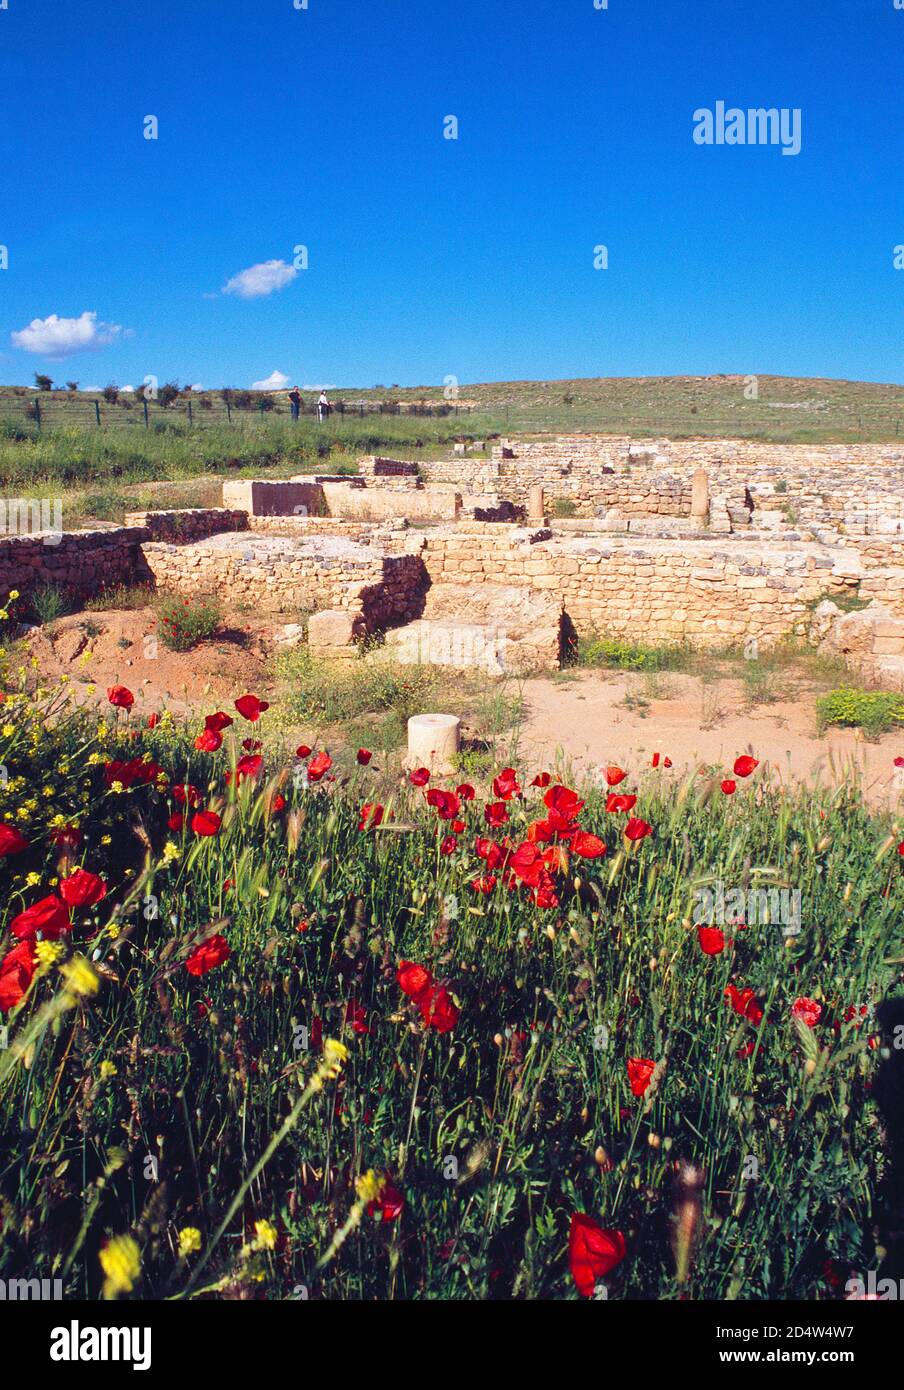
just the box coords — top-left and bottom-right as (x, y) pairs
(251, 370), (290, 391)
(189, 382), (203, 392)
(11, 311), (123, 358)
(121, 385), (135, 393)
(302, 383), (337, 392)
(222, 259), (297, 300)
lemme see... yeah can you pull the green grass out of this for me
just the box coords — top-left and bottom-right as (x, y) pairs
(574, 633), (697, 673)
(0, 675), (901, 1300)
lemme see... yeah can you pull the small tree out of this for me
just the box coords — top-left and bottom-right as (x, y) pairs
(34, 373), (53, 392)
(65, 380), (79, 392)
(157, 381), (181, 409)
(102, 383), (119, 404)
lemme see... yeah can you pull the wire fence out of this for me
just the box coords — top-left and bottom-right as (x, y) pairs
(0, 393), (480, 432)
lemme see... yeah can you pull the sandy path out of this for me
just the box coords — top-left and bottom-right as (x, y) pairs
(517, 671), (903, 808)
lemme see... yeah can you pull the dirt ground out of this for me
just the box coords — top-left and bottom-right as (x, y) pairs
(518, 670), (903, 807)
(23, 608), (275, 717)
(19, 609), (904, 807)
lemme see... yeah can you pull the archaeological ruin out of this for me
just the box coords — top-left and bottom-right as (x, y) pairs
(3, 433), (904, 686)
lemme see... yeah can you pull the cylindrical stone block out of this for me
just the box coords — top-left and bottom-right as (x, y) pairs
(528, 485), (546, 523)
(406, 713), (461, 775)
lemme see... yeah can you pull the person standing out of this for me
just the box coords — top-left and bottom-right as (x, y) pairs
(317, 389), (331, 423)
(288, 385), (302, 421)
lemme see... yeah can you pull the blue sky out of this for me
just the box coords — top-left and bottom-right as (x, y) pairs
(0, 0), (901, 390)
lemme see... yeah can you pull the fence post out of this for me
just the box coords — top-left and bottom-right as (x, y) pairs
(95, 400), (101, 427)
(34, 397), (41, 431)
(188, 398), (193, 426)
(143, 398), (149, 428)
(226, 400), (232, 424)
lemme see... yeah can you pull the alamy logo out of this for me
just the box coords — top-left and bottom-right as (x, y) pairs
(0, 497), (63, 545)
(0, 1275), (63, 1299)
(50, 1321), (151, 1371)
(693, 102), (802, 156)
(693, 880), (801, 936)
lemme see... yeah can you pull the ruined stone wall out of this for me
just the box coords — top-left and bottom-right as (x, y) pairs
(123, 509), (249, 541)
(0, 527), (150, 605)
(418, 526), (886, 648)
(139, 531), (426, 628)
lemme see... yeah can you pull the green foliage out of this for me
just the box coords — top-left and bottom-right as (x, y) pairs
(816, 686), (904, 738)
(0, 683), (900, 1299)
(29, 583), (69, 624)
(156, 592), (222, 651)
(576, 633), (691, 672)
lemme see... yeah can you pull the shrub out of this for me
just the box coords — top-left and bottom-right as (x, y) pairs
(816, 686), (904, 739)
(552, 497), (577, 518)
(156, 592), (221, 650)
(30, 583), (69, 624)
(576, 633), (689, 672)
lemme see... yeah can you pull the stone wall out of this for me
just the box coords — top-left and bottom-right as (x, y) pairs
(139, 531), (427, 628)
(0, 527), (150, 605)
(418, 526), (879, 649)
(123, 508), (249, 541)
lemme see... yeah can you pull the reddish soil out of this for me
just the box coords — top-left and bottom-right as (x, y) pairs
(23, 608), (277, 718)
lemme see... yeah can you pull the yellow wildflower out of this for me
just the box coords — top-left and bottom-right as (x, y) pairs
(177, 1227), (202, 1258)
(100, 1235), (141, 1298)
(60, 955), (100, 998)
(253, 1219), (278, 1251)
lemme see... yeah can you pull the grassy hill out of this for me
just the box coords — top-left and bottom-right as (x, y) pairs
(1, 374), (903, 444)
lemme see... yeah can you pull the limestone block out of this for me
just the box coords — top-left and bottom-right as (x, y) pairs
(307, 609), (362, 649)
(406, 713), (461, 775)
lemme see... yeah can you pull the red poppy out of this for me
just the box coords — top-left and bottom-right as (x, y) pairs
(195, 728), (223, 752)
(568, 1214), (626, 1297)
(697, 925), (726, 955)
(475, 837), (505, 870)
(59, 869), (107, 909)
(470, 875), (497, 894)
(605, 766), (627, 787)
(345, 1000), (370, 1035)
(651, 752), (661, 768)
(397, 961), (434, 1003)
(733, 755), (759, 778)
(898, 842), (904, 857)
(484, 801), (509, 828)
(296, 744), (312, 758)
(191, 810), (221, 837)
(9, 894), (71, 941)
(107, 685), (134, 710)
(358, 803), (384, 831)
(418, 985), (459, 1033)
(205, 711), (234, 732)
(725, 984), (764, 1026)
(227, 753), (263, 784)
(173, 783), (201, 806)
(0, 939), (37, 1013)
(544, 784), (584, 819)
(571, 830), (607, 859)
(624, 818), (653, 842)
(895, 756), (904, 768)
(242, 738), (262, 752)
(791, 997), (822, 1029)
(409, 767), (431, 787)
(146, 713), (160, 729)
(452, 819), (465, 834)
(627, 1057), (656, 1097)
(307, 752), (332, 782)
(50, 824), (82, 849)
(456, 783), (475, 801)
(356, 748), (372, 765)
(0, 824), (29, 856)
(440, 835), (458, 855)
(426, 788), (460, 820)
(368, 1178), (405, 1224)
(168, 812), (184, 832)
(185, 933), (230, 976)
(234, 694), (270, 722)
(720, 779), (737, 795)
(605, 793), (637, 814)
(492, 768), (521, 801)
(531, 772), (552, 788)
(271, 794), (286, 813)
